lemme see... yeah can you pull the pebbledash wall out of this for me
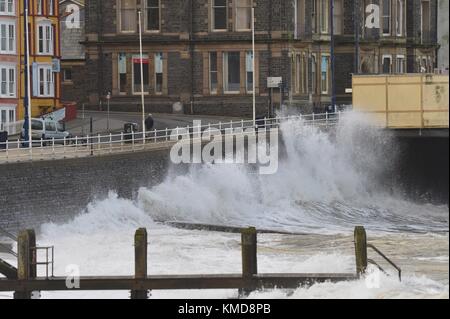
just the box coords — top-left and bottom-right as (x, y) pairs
(0, 132), (448, 233)
(0, 149), (173, 232)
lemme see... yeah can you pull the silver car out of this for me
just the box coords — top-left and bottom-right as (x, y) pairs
(21, 118), (71, 145)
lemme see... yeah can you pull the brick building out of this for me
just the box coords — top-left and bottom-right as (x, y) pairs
(83, 0), (439, 117)
(60, 0), (86, 104)
(1, 0), (62, 134)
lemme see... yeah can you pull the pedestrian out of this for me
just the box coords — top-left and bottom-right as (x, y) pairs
(145, 113), (154, 132)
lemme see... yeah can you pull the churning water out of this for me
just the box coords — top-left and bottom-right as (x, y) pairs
(1, 113), (448, 299)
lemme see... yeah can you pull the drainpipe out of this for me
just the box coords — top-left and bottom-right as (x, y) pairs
(190, 0), (194, 114)
(330, 0), (336, 111)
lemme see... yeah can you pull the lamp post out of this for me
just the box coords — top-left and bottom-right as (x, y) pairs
(252, 6), (256, 127)
(138, 11), (146, 143)
(24, 3), (32, 149)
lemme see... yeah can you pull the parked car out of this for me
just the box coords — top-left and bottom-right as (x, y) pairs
(21, 118), (72, 145)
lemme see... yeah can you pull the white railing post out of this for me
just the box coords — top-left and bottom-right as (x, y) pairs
(52, 138), (55, 157)
(109, 133), (112, 153)
(165, 128), (168, 142)
(120, 132), (124, 151)
(154, 129), (157, 143)
(75, 136), (78, 156)
(98, 134), (101, 151)
(230, 120), (233, 130)
(241, 119), (244, 129)
(132, 130), (135, 151)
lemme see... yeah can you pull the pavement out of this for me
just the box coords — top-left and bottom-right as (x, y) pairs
(66, 111), (243, 136)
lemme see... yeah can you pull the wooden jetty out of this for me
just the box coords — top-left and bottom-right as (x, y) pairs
(0, 226), (400, 299)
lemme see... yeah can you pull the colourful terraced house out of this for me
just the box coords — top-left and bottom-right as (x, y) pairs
(0, 0), (62, 134)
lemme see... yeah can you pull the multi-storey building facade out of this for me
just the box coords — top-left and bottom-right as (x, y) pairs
(60, 0), (85, 104)
(0, 0), (18, 132)
(0, 0), (62, 134)
(83, 0), (439, 117)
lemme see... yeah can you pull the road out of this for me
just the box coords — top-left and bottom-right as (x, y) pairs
(67, 111), (243, 136)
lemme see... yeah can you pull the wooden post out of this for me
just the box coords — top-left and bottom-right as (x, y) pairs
(239, 227), (257, 298)
(14, 229), (36, 299)
(130, 228), (148, 299)
(354, 226), (368, 278)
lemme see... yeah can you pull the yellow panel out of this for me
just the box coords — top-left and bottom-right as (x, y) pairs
(353, 85), (386, 112)
(388, 112), (423, 128)
(423, 83), (449, 110)
(423, 112), (450, 128)
(388, 84), (422, 111)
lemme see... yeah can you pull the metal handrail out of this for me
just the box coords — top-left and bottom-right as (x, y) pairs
(0, 111), (348, 163)
(31, 246), (54, 279)
(367, 243), (402, 281)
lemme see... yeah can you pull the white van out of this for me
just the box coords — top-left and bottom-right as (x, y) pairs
(21, 118), (71, 144)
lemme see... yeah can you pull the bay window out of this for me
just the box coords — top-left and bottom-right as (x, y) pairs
(0, 65), (15, 97)
(0, 0), (14, 15)
(34, 65), (54, 97)
(155, 52), (163, 94)
(0, 21), (15, 54)
(209, 52), (218, 94)
(236, 0), (252, 31)
(321, 56), (329, 94)
(37, 22), (53, 55)
(246, 51), (253, 93)
(223, 52), (240, 93)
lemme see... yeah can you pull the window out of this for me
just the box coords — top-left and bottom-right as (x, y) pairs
(0, 0), (14, 15)
(132, 54), (149, 94)
(37, 0), (43, 15)
(295, 0), (305, 38)
(236, 0), (251, 31)
(421, 1), (430, 43)
(246, 51), (253, 93)
(382, 55), (392, 73)
(311, 55), (317, 94)
(320, 0), (328, 34)
(396, 55), (405, 73)
(0, 21), (15, 54)
(145, 0), (160, 31)
(223, 52), (240, 93)
(333, 0), (343, 35)
(321, 56), (329, 94)
(120, 0), (137, 32)
(212, 0), (227, 31)
(63, 68), (72, 82)
(209, 52), (218, 94)
(382, 0), (391, 35)
(396, 0), (404, 36)
(155, 53), (163, 94)
(46, 121), (56, 132)
(0, 106), (15, 133)
(0, 65), (15, 97)
(296, 54), (308, 94)
(118, 53), (127, 94)
(311, 0), (317, 34)
(33, 65), (54, 97)
(31, 119), (43, 130)
(48, 0), (54, 15)
(37, 22), (53, 55)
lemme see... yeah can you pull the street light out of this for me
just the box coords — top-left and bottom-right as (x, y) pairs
(138, 11), (146, 143)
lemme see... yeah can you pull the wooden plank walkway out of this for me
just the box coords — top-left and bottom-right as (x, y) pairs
(0, 227), (370, 299)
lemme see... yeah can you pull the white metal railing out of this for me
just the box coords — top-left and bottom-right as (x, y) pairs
(0, 112), (343, 163)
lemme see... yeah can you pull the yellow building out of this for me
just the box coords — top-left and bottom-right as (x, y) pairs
(17, 0), (61, 121)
